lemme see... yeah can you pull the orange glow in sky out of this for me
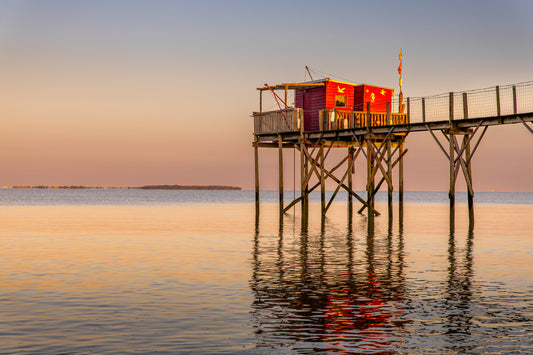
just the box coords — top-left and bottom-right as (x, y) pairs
(1, 1), (532, 190)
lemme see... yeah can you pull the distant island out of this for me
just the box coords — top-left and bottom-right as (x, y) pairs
(9, 185), (241, 190)
(134, 185), (241, 190)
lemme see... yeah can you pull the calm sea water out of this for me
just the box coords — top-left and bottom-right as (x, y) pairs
(0, 190), (531, 354)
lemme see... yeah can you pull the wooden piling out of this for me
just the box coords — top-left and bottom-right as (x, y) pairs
(399, 142), (404, 212)
(300, 140), (309, 217)
(449, 92), (455, 222)
(254, 137), (260, 214)
(347, 147), (354, 215)
(367, 142), (374, 218)
(366, 102), (374, 217)
(386, 102), (393, 220)
(449, 133), (455, 220)
(321, 143), (326, 217)
(278, 134), (283, 214)
(465, 135), (474, 224)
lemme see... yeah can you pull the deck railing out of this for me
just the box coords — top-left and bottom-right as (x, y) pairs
(253, 108), (303, 134)
(253, 108), (408, 135)
(320, 110), (408, 131)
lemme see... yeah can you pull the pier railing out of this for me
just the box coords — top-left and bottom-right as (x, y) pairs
(253, 81), (533, 135)
(319, 109), (408, 130)
(253, 108), (303, 135)
(253, 108), (408, 134)
(406, 81), (533, 123)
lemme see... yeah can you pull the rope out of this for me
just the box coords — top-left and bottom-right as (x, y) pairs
(264, 83), (291, 129)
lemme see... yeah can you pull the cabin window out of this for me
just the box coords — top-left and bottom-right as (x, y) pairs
(335, 95), (346, 108)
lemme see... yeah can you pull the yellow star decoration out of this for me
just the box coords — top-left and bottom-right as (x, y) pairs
(337, 86), (345, 93)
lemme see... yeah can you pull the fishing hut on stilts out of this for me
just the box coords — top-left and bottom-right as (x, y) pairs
(253, 74), (408, 221)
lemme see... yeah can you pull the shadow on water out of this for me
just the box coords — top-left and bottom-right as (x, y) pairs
(251, 207), (477, 354)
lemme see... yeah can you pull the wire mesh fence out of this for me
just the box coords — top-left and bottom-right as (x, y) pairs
(400, 81), (533, 123)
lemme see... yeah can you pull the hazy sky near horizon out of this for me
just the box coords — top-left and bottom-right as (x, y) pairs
(1, 0), (532, 191)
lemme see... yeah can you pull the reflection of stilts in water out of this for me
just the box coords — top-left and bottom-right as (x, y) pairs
(444, 223), (475, 346)
(321, 217), (407, 352)
(251, 214), (408, 352)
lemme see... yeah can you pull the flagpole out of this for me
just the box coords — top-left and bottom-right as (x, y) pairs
(398, 49), (404, 113)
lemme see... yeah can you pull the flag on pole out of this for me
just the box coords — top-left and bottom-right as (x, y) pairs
(398, 49), (402, 75)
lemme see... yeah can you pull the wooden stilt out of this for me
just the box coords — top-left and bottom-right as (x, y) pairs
(449, 132), (456, 222)
(464, 135), (474, 225)
(399, 142), (404, 216)
(300, 140), (309, 217)
(387, 140), (393, 221)
(254, 137), (260, 214)
(367, 139), (375, 218)
(386, 102), (393, 221)
(449, 92), (455, 224)
(320, 143), (326, 217)
(278, 134), (283, 215)
(348, 147), (354, 216)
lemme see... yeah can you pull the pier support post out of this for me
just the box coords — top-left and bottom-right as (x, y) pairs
(399, 141), (404, 217)
(254, 137), (260, 215)
(278, 135), (284, 216)
(449, 92), (456, 224)
(300, 140), (309, 218)
(464, 135), (474, 224)
(449, 132), (456, 223)
(321, 142), (326, 218)
(386, 102), (393, 221)
(367, 140), (375, 219)
(348, 146), (354, 217)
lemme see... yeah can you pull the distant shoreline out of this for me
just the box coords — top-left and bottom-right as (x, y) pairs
(7, 185), (242, 191)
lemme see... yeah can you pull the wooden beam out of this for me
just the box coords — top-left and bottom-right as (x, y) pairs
(304, 152), (380, 216)
(325, 149), (356, 213)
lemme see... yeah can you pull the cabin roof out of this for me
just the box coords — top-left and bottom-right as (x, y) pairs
(257, 78), (357, 91)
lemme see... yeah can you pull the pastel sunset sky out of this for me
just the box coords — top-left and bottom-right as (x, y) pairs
(1, 0), (532, 191)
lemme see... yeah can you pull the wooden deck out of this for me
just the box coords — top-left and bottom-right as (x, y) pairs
(253, 107), (408, 137)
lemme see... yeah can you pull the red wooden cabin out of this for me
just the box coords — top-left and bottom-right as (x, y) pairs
(295, 79), (355, 131)
(294, 79), (394, 131)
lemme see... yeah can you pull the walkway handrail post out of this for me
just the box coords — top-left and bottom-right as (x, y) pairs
(386, 102), (391, 125)
(449, 92), (454, 122)
(407, 97), (411, 124)
(513, 85), (518, 115)
(366, 102), (371, 131)
(422, 97), (426, 123)
(463, 92), (469, 120)
(496, 86), (501, 117)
